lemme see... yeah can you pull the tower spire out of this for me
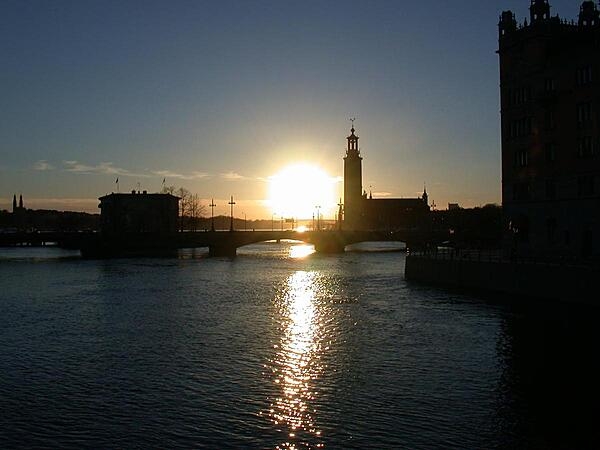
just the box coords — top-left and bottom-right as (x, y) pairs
(12, 194), (17, 213)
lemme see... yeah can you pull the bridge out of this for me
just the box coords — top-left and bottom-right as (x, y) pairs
(0, 229), (447, 257)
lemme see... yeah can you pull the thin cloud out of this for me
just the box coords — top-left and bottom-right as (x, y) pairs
(63, 161), (148, 177)
(33, 160), (54, 171)
(221, 171), (246, 180)
(152, 170), (209, 180)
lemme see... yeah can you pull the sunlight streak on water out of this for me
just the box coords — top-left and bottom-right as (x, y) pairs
(266, 271), (324, 449)
(289, 244), (315, 259)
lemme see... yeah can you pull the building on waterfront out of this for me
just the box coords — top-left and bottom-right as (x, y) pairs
(498, 0), (600, 258)
(342, 126), (430, 231)
(98, 191), (179, 235)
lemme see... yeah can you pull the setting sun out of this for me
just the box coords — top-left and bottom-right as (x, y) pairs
(268, 164), (339, 219)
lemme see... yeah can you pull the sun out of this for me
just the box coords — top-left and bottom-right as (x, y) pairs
(268, 164), (339, 219)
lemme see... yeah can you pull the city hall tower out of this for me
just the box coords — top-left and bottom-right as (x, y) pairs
(343, 125), (363, 229)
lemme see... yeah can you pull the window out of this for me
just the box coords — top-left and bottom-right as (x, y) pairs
(514, 149), (529, 167)
(509, 117), (533, 138)
(544, 78), (556, 92)
(577, 175), (594, 197)
(577, 66), (593, 86)
(577, 102), (592, 126)
(545, 179), (557, 199)
(545, 143), (556, 163)
(513, 182), (531, 201)
(544, 110), (556, 130)
(546, 218), (557, 244)
(577, 137), (594, 158)
(508, 86), (532, 106)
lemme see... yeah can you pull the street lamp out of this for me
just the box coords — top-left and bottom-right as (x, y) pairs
(272, 213), (275, 231)
(244, 212), (247, 231)
(209, 198), (216, 232)
(229, 195), (236, 231)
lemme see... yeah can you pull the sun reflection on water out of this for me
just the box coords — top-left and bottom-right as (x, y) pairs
(265, 271), (324, 449)
(289, 244), (315, 259)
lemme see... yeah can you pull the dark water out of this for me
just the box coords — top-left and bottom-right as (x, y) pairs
(1, 243), (598, 449)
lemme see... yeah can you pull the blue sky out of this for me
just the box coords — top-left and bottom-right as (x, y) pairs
(0, 0), (582, 217)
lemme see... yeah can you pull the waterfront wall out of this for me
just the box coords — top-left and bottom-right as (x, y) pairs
(405, 254), (597, 304)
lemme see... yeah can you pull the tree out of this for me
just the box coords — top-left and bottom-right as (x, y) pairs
(162, 186), (206, 231)
(161, 185), (176, 195)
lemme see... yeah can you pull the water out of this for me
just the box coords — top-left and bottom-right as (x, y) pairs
(1, 243), (598, 449)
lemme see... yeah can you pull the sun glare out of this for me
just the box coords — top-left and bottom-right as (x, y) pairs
(268, 164), (338, 219)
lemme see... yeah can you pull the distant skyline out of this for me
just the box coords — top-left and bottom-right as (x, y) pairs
(0, 0), (582, 218)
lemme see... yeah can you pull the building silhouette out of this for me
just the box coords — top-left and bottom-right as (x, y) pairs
(498, 0), (600, 258)
(342, 126), (429, 230)
(12, 194), (24, 214)
(99, 191), (179, 235)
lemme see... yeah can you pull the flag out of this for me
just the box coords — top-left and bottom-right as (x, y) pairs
(115, 178), (118, 184)
(162, 178), (166, 184)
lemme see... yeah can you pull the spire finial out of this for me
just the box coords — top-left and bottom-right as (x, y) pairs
(349, 117), (356, 132)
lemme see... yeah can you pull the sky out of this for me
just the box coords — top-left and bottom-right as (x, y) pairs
(0, 0), (583, 218)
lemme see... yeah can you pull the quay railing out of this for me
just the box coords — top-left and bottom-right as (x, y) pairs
(407, 247), (600, 268)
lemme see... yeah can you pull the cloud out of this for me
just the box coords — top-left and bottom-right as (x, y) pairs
(33, 160), (54, 171)
(152, 170), (209, 180)
(373, 191), (392, 197)
(221, 171), (246, 180)
(63, 161), (148, 177)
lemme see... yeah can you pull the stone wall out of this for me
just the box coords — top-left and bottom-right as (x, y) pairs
(405, 255), (597, 304)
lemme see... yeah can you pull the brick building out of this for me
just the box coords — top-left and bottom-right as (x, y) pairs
(498, 0), (600, 258)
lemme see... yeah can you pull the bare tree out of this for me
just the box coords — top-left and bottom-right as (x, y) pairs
(188, 193), (206, 231)
(161, 185), (176, 195)
(176, 187), (190, 231)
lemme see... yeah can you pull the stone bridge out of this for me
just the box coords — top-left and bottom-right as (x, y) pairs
(1, 229), (447, 257)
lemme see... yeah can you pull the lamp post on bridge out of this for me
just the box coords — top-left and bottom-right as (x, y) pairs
(337, 198), (343, 231)
(209, 198), (216, 232)
(229, 195), (236, 232)
(244, 212), (247, 231)
(315, 205), (321, 231)
(271, 213), (274, 231)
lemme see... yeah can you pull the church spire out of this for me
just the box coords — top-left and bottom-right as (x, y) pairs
(19, 194), (23, 209)
(12, 194), (17, 213)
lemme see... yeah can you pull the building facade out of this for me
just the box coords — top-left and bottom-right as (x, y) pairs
(342, 126), (429, 231)
(498, 0), (600, 258)
(99, 191), (179, 235)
